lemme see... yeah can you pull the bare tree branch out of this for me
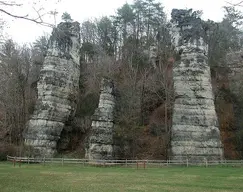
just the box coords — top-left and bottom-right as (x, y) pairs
(226, 0), (243, 7)
(32, 7), (45, 23)
(0, 1), (61, 28)
(0, 1), (22, 6)
(0, 8), (54, 28)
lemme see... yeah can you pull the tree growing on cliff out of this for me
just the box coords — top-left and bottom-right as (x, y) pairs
(61, 12), (73, 23)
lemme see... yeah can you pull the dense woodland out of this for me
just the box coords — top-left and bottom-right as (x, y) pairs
(0, 0), (243, 160)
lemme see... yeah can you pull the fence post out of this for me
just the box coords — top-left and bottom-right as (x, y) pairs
(28, 157), (30, 165)
(62, 158), (64, 166)
(43, 156), (46, 166)
(205, 158), (208, 168)
(126, 159), (127, 167)
(186, 159), (189, 167)
(13, 157), (16, 167)
(136, 161), (138, 170)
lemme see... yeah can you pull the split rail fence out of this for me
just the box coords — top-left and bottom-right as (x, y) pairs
(7, 156), (243, 168)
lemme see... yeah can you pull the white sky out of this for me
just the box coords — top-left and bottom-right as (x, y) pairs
(2, 0), (241, 44)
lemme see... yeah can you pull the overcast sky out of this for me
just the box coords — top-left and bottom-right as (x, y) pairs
(2, 0), (240, 44)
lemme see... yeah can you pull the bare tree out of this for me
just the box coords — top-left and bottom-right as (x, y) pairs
(0, 40), (30, 144)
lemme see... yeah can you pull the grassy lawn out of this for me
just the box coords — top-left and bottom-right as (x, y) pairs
(0, 162), (243, 192)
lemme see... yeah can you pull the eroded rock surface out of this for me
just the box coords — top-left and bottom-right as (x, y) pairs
(24, 22), (80, 157)
(85, 78), (115, 160)
(170, 9), (223, 161)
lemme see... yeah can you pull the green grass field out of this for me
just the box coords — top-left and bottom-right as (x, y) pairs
(0, 163), (243, 192)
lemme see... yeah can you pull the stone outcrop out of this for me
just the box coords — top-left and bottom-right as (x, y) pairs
(24, 22), (80, 157)
(85, 78), (116, 160)
(170, 9), (223, 161)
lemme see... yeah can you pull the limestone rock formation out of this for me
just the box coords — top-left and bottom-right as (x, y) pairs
(24, 22), (80, 157)
(170, 9), (223, 161)
(85, 78), (116, 160)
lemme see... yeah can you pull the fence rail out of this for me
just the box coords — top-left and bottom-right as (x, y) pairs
(6, 156), (243, 168)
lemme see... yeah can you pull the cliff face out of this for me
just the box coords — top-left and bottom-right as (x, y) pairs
(226, 51), (243, 157)
(24, 22), (80, 157)
(85, 78), (116, 160)
(170, 9), (223, 161)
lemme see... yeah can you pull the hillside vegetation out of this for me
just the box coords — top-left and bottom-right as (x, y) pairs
(0, 0), (243, 159)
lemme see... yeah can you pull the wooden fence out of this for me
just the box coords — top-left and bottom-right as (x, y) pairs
(6, 156), (243, 168)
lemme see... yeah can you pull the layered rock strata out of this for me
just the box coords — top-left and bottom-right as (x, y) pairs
(86, 78), (115, 160)
(170, 9), (223, 161)
(24, 22), (80, 157)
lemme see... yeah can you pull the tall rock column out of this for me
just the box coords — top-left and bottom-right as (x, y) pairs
(86, 78), (115, 160)
(170, 9), (223, 161)
(24, 22), (80, 157)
